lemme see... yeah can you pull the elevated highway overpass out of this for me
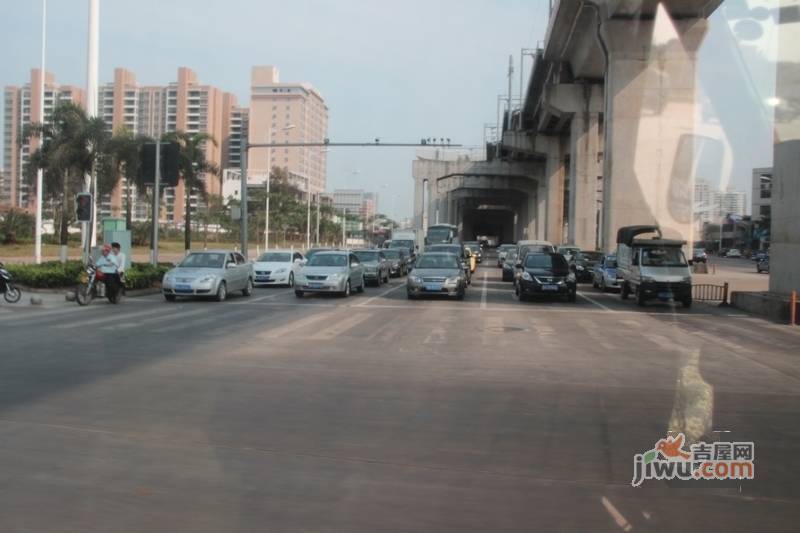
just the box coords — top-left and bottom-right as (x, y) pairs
(414, 0), (723, 251)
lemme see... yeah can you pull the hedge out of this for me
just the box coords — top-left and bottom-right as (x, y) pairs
(6, 261), (171, 290)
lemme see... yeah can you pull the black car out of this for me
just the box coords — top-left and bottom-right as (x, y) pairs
(570, 251), (603, 283)
(515, 253), (577, 302)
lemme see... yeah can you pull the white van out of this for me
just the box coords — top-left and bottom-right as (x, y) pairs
(616, 226), (692, 308)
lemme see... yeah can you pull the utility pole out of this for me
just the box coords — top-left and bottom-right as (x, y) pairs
(342, 207), (346, 248)
(34, 0), (46, 264)
(86, 0), (99, 252)
(239, 134), (248, 257)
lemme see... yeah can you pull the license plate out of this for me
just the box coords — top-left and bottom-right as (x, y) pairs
(542, 284), (558, 291)
(255, 276), (271, 282)
(658, 291), (673, 299)
(309, 282), (323, 289)
(175, 284), (192, 292)
(423, 283), (442, 291)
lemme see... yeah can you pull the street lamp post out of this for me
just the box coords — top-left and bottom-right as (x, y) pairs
(34, 0), (46, 264)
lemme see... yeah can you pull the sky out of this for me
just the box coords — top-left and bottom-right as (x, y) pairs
(1, 0), (547, 220)
(0, 0), (779, 219)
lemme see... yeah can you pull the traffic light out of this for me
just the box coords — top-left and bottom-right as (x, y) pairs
(139, 142), (180, 187)
(76, 193), (92, 222)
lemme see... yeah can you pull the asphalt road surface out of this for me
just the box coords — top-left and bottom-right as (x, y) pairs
(2, 259), (799, 532)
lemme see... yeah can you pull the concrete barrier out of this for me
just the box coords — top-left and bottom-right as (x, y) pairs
(730, 291), (793, 323)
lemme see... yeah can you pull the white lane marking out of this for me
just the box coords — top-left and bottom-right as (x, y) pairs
(601, 497), (634, 531)
(480, 272), (488, 310)
(235, 289), (293, 304)
(151, 313), (223, 334)
(54, 307), (179, 330)
(355, 282), (405, 307)
(101, 307), (209, 331)
(309, 312), (372, 340)
(255, 309), (341, 340)
(578, 292), (615, 312)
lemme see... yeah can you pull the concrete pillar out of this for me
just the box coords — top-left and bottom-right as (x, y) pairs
(568, 111), (600, 250)
(525, 189), (537, 240)
(600, 13), (707, 252)
(544, 139), (565, 244)
(413, 178), (425, 231)
(769, 2), (800, 296)
(536, 183), (547, 240)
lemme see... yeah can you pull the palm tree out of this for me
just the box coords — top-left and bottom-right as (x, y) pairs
(162, 131), (219, 252)
(107, 129), (152, 228)
(22, 102), (111, 261)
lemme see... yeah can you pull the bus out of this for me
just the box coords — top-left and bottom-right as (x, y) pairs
(425, 224), (458, 246)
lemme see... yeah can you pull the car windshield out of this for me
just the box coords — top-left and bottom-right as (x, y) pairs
(390, 240), (414, 250)
(305, 249), (328, 260)
(427, 228), (453, 242)
(257, 252), (291, 262)
(416, 254), (459, 269)
(429, 246), (461, 256)
(605, 257), (617, 268)
(575, 251), (602, 262)
(308, 254), (347, 267)
(641, 248), (687, 267)
(354, 251), (380, 262)
(525, 254), (568, 274)
(179, 253), (226, 268)
(383, 250), (400, 259)
(464, 243), (480, 252)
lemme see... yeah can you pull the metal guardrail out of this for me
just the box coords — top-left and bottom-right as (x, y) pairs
(692, 282), (729, 305)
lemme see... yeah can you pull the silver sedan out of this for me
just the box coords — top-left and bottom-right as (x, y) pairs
(162, 250), (254, 302)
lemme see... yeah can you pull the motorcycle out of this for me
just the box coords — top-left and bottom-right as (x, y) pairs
(75, 262), (123, 306)
(0, 262), (22, 303)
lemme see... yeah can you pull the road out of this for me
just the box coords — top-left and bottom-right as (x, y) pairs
(1, 258), (799, 532)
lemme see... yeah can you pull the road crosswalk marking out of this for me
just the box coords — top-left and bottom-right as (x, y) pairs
(309, 312), (372, 340)
(101, 307), (209, 331)
(53, 307), (182, 330)
(255, 309), (341, 340)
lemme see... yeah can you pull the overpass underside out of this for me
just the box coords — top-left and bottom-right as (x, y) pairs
(412, 159), (544, 245)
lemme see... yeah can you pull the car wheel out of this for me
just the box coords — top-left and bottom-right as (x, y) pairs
(357, 276), (365, 293)
(592, 278), (598, 289)
(288, 272), (294, 288)
(682, 297), (692, 309)
(621, 283), (630, 300)
(242, 277), (253, 296)
(568, 290), (577, 303)
(215, 281), (227, 302)
(164, 293), (176, 302)
(407, 291), (415, 300)
(342, 280), (351, 297)
(636, 287), (646, 307)
(294, 290), (304, 298)
(456, 289), (465, 301)
(600, 278), (606, 292)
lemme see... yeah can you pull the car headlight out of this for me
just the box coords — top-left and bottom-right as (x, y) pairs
(521, 271), (533, 281)
(576, 265), (584, 271)
(163, 273), (174, 282)
(445, 276), (460, 285)
(197, 275), (216, 284)
(274, 268), (287, 274)
(328, 273), (343, 281)
(409, 275), (423, 283)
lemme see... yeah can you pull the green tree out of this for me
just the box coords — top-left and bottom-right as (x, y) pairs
(107, 129), (153, 228)
(0, 209), (35, 244)
(162, 131), (219, 252)
(22, 102), (111, 259)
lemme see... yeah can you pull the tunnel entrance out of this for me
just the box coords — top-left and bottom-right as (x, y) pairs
(460, 208), (516, 245)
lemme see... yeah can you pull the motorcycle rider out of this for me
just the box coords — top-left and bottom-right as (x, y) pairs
(96, 244), (122, 296)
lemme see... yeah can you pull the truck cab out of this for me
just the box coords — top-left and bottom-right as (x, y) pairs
(616, 225), (692, 308)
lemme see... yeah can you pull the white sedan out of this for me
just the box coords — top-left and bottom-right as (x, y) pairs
(252, 250), (305, 287)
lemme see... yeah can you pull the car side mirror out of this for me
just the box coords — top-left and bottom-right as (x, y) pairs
(226, 262), (236, 269)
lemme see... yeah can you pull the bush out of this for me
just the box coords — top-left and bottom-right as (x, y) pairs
(6, 260), (170, 290)
(124, 262), (171, 290)
(5, 261), (84, 288)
